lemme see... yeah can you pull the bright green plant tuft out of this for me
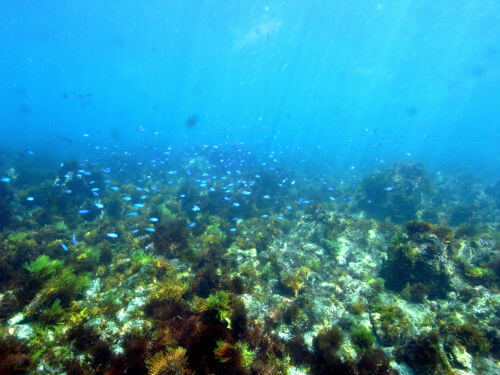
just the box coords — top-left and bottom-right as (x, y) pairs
(24, 255), (63, 280)
(351, 324), (375, 349)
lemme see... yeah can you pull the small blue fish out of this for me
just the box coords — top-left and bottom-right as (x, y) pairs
(187, 222), (197, 228)
(95, 203), (104, 209)
(384, 186), (394, 192)
(60, 243), (69, 251)
(192, 205), (201, 212)
(145, 228), (156, 232)
(329, 196), (336, 201)
(127, 211), (139, 216)
(110, 186), (119, 191)
(72, 233), (78, 246)
(122, 196), (132, 201)
(131, 229), (139, 234)
(229, 228), (237, 232)
(285, 205), (292, 210)
(133, 203), (144, 208)
(276, 216), (284, 220)
(64, 189), (72, 194)
(106, 232), (119, 238)
(232, 202), (240, 207)
(26, 196), (35, 201)
(261, 214), (269, 218)
(0, 177), (11, 183)
(149, 217), (159, 222)
(242, 190), (252, 195)
(262, 194), (270, 199)
(79, 209), (90, 214)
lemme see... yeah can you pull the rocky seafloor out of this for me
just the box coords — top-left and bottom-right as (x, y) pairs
(0, 147), (500, 375)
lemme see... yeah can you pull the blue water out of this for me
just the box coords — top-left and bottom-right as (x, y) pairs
(1, 0), (499, 177)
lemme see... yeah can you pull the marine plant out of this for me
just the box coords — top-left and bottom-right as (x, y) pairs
(313, 326), (344, 356)
(206, 290), (231, 324)
(234, 341), (255, 369)
(199, 222), (227, 252)
(400, 282), (430, 303)
(213, 340), (241, 365)
(402, 332), (451, 375)
(230, 298), (248, 340)
(464, 266), (496, 285)
(279, 266), (311, 297)
(131, 249), (155, 267)
(24, 255), (63, 280)
(39, 298), (64, 324)
(382, 229), (452, 299)
(45, 267), (90, 303)
(68, 245), (100, 273)
(349, 299), (366, 315)
(172, 310), (236, 374)
(351, 324), (376, 350)
(452, 323), (491, 353)
(0, 330), (31, 375)
(213, 340), (255, 371)
(148, 277), (188, 305)
(356, 348), (398, 375)
(152, 218), (189, 258)
(26, 267), (90, 317)
(146, 347), (193, 375)
(372, 303), (411, 346)
(357, 162), (432, 223)
(0, 182), (14, 230)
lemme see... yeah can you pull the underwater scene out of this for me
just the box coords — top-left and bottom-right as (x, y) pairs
(1, 1), (500, 374)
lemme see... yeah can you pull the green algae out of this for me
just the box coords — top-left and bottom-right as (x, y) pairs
(24, 255), (63, 280)
(351, 324), (375, 350)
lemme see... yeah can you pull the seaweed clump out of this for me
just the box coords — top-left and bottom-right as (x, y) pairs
(152, 218), (189, 259)
(146, 347), (192, 375)
(358, 162), (432, 223)
(351, 325), (376, 350)
(0, 181), (14, 230)
(357, 348), (398, 375)
(381, 224), (453, 299)
(0, 334), (31, 375)
(310, 326), (397, 375)
(402, 332), (450, 375)
(310, 326), (353, 375)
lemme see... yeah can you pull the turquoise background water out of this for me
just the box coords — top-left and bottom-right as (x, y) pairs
(1, 1), (499, 176)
